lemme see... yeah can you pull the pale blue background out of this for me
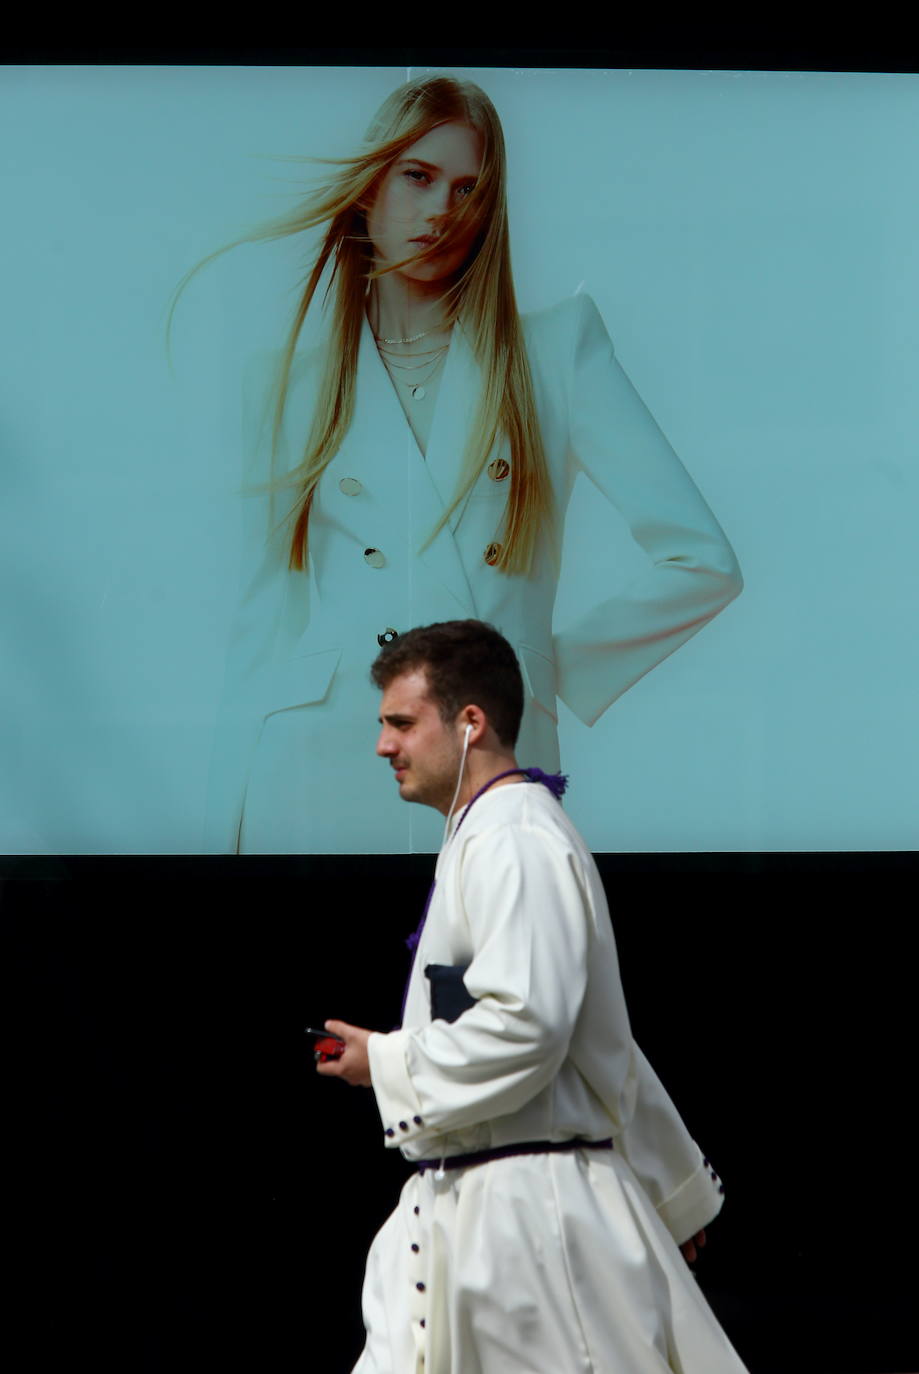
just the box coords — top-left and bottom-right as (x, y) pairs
(2, 65), (917, 852)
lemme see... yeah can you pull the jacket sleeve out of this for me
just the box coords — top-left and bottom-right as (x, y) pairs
(200, 351), (303, 852)
(553, 294), (743, 726)
(367, 820), (633, 1142)
(615, 1042), (726, 1245)
(222, 351), (306, 689)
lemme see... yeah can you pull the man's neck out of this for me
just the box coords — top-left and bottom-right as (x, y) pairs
(450, 753), (522, 815)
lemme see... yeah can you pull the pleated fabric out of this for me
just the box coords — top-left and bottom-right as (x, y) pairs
(353, 1146), (749, 1374)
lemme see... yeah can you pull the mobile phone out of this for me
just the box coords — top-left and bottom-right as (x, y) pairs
(305, 1026), (345, 1060)
(304, 1026), (345, 1043)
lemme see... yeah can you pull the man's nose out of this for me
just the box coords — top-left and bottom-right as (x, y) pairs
(376, 728), (395, 757)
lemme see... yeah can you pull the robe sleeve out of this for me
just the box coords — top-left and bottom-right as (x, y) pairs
(616, 1042), (726, 1244)
(553, 293), (743, 726)
(367, 818), (633, 1145)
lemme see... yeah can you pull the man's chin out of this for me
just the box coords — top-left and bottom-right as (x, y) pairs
(394, 775), (432, 808)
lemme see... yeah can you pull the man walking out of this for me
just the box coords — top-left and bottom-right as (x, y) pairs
(317, 620), (748, 1374)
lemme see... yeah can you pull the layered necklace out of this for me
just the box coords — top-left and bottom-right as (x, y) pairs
(374, 322), (451, 403)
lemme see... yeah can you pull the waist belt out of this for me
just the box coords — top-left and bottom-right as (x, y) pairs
(416, 1136), (613, 1174)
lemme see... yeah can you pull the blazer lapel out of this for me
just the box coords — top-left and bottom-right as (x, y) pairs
(357, 313), (477, 616)
(422, 316), (482, 533)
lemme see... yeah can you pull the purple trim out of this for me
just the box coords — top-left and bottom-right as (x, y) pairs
(453, 766), (568, 838)
(521, 766), (569, 799)
(400, 878), (437, 1024)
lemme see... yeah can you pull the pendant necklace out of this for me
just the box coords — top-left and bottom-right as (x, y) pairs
(376, 338), (449, 402)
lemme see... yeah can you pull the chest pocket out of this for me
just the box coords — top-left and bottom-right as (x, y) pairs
(266, 646), (341, 717)
(518, 644), (559, 723)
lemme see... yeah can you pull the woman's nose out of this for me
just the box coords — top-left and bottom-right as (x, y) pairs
(426, 186), (451, 223)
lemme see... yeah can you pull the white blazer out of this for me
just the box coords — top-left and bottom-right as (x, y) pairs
(204, 294), (742, 853)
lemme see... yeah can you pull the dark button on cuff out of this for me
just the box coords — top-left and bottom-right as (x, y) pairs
(413, 1206), (420, 1216)
(385, 1128), (395, 1138)
(411, 1243), (420, 1253)
(413, 1115), (423, 1125)
(420, 1319), (426, 1329)
(399, 1120), (409, 1131)
(718, 1184), (725, 1194)
(416, 1282), (426, 1292)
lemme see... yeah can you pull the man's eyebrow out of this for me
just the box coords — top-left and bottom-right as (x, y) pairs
(378, 712), (415, 725)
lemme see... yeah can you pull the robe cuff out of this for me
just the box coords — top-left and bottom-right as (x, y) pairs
(655, 1154), (726, 1245)
(368, 1030), (430, 1148)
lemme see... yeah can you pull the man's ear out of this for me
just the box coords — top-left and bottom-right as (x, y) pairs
(458, 705), (487, 746)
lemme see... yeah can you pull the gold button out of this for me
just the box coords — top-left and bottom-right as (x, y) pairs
(364, 548), (385, 569)
(339, 477), (362, 496)
(487, 458), (510, 482)
(484, 543), (501, 566)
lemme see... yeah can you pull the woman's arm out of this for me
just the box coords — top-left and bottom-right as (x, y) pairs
(200, 352), (301, 851)
(554, 294), (742, 727)
(225, 351), (303, 686)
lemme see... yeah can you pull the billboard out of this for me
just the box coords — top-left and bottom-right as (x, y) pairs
(2, 64), (916, 852)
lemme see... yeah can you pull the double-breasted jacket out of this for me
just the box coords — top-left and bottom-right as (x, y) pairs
(204, 293), (742, 852)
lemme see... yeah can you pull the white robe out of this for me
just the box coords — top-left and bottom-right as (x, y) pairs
(203, 295), (742, 853)
(362, 781), (749, 1373)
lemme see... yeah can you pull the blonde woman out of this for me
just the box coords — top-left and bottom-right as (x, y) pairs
(174, 75), (742, 853)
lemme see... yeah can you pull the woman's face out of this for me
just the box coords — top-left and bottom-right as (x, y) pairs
(366, 121), (484, 284)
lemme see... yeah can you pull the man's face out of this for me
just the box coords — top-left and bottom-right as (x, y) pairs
(376, 668), (463, 814)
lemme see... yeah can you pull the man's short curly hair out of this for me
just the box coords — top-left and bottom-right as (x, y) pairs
(370, 620), (524, 747)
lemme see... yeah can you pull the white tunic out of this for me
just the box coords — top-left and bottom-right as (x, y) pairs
(362, 781), (749, 1373)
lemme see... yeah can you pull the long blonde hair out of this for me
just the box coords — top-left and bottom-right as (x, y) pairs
(167, 75), (555, 576)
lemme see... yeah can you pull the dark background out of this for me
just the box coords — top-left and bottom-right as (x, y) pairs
(4, 852), (916, 1373)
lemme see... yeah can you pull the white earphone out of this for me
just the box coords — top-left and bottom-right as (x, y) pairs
(444, 722), (474, 842)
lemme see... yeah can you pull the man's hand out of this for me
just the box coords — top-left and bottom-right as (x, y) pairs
(314, 1019), (372, 1087)
(680, 1229), (707, 1264)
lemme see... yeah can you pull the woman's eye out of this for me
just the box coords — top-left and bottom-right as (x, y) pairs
(405, 169), (430, 184)
(457, 183), (476, 198)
